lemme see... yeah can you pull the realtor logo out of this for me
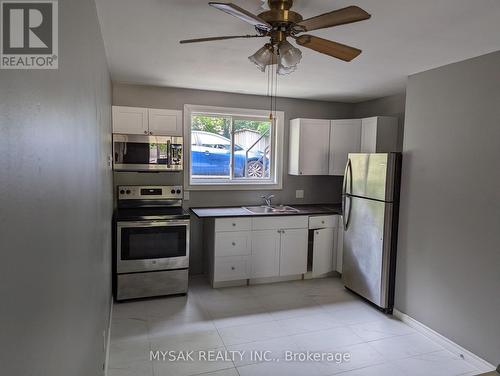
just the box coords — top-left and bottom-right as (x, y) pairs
(1, 0), (58, 69)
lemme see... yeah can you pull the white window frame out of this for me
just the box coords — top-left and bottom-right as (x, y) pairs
(184, 104), (284, 191)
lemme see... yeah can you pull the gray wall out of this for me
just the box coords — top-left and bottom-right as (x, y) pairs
(396, 52), (500, 364)
(113, 84), (354, 274)
(0, 1), (113, 375)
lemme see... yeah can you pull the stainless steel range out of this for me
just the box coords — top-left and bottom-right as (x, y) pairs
(113, 185), (190, 301)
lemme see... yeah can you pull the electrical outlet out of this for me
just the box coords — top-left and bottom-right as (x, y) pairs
(296, 189), (304, 199)
(184, 190), (190, 200)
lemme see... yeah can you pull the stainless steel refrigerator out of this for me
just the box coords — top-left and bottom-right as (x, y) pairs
(341, 153), (402, 313)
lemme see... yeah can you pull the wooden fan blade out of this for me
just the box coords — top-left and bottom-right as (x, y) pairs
(295, 35), (361, 62)
(180, 34), (263, 44)
(298, 6), (371, 32)
(209, 2), (272, 31)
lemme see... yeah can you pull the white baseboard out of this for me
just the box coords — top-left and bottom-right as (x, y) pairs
(393, 309), (495, 373)
(104, 298), (113, 376)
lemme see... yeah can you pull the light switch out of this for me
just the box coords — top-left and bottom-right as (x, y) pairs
(184, 190), (190, 200)
(296, 189), (304, 199)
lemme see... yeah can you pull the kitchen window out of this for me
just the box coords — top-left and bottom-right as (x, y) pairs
(184, 105), (284, 190)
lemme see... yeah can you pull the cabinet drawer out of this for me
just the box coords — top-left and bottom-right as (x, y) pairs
(215, 217), (251, 232)
(309, 215), (338, 229)
(214, 256), (249, 282)
(215, 232), (251, 257)
(252, 216), (308, 230)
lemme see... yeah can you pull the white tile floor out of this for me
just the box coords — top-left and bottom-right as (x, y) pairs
(108, 277), (480, 376)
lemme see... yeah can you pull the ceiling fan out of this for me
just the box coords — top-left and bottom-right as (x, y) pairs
(179, 0), (371, 74)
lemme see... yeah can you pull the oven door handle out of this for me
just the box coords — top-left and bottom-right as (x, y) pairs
(117, 220), (190, 228)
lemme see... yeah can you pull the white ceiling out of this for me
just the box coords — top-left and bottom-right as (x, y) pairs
(95, 0), (500, 102)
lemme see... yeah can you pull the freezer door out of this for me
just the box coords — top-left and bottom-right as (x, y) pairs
(344, 153), (398, 202)
(342, 196), (394, 308)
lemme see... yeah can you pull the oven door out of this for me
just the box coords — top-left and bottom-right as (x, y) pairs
(116, 219), (189, 273)
(113, 134), (183, 171)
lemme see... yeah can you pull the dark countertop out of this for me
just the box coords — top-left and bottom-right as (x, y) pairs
(190, 203), (342, 218)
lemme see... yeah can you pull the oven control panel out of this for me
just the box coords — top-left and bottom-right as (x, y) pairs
(118, 185), (183, 200)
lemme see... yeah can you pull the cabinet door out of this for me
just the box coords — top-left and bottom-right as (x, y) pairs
(300, 119), (331, 175)
(360, 117), (377, 153)
(148, 108), (183, 136)
(279, 228), (308, 276)
(112, 106), (148, 135)
(329, 119), (362, 175)
(250, 230), (280, 278)
(312, 228), (335, 277)
(289, 119), (330, 175)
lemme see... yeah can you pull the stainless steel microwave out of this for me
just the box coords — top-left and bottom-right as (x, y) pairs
(113, 134), (183, 171)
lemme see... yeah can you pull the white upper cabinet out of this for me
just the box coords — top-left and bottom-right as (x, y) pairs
(289, 116), (399, 176)
(329, 119), (362, 176)
(148, 108), (183, 136)
(112, 106), (182, 136)
(360, 116), (399, 153)
(289, 118), (331, 175)
(112, 106), (148, 135)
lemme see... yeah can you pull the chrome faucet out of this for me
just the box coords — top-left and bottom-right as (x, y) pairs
(261, 194), (275, 207)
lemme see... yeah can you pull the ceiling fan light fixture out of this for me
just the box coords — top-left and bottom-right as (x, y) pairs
(277, 62), (297, 75)
(248, 43), (276, 72)
(278, 40), (302, 68)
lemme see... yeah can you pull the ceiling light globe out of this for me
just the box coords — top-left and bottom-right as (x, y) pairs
(248, 44), (276, 72)
(277, 63), (297, 75)
(278, 40), (302, 68)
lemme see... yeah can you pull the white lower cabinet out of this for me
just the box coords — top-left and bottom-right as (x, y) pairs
(250, 230), (280, 278)
(214, 231), (251, 257)
(214, 256), (250, 282)
(279, 228), (308, 276)
(312, 227), (335, 277)
(209, 215), (338, 287)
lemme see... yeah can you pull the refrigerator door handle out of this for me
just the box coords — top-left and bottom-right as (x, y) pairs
(342, 158), (352, 196)
(345, 195), (352, 230)
(342, 158), (353, 231)
(342, 195), (347, 229)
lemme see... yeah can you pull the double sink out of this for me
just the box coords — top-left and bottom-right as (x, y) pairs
(242, 205), (301, 214)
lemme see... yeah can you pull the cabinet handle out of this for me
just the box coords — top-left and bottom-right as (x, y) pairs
(316, 231), (319, 235)
(231, 266), (235, 270)
(282, 230), (285, 234)
(149, 131), (153, 135)
(232, 242), (236, 246)
(232, 223), (236, 227)
(321, 220), (325, 224)
(144, 130), (148, 134)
